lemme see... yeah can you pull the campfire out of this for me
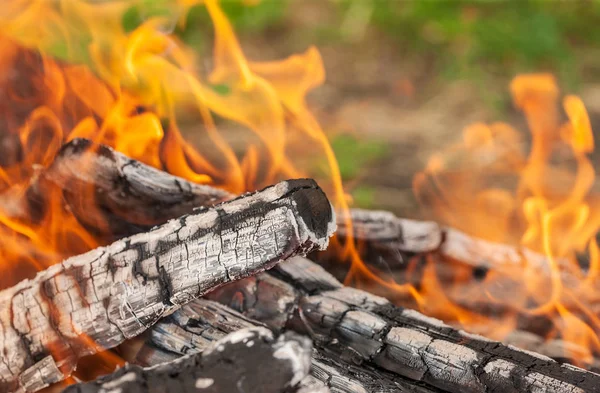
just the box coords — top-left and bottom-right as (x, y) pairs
(0, 1), (599, 393)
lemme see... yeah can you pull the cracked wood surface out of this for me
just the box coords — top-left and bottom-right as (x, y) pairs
(204, 256), (600, 393)
(0, 179), (336, 393)
(18, 138), (233, 241)
(136, 299), (435, 393)
(64, 327), (311, 393)
(336, 208), (573, 275)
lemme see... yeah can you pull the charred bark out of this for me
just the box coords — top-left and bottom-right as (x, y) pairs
(64, 327), (312, 393)
(23, 138), (234, 240)
(205, 257), (600, 393)
(0, 179), (335, 393)
(136, 299), (436, 393)
(336, 208), (572, 275)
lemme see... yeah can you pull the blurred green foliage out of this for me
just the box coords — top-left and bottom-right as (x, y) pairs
(329, 134), (389, 181)
(201, 0), (600, 93)
(314, 133), (388, 208)
(361, 0), (600, 89)
(219, 0), (287, 32)
(351, 185), (376, 208)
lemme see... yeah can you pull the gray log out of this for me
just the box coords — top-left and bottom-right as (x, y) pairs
(336, 208), (442, 254)
(63, 327), (312, 393)
(207, 257), (600, 393)
(332, 208), (582, 338)
(23, 138), (233, 240)
(136, 299), (434, 393)
(336, 207), (572, 276)
(0, 179), (336, 393)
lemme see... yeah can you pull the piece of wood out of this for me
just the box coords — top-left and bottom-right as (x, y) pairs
(336, 207), (574, 276)
(332, 208), (588, 339)
(136, 299), (435, 393)
(337, 208), (442, 253)
(64, 327), (312, 393)
(23, 138), (233, 240)
(0, 179), (336, 393)
(206, 256), (600, 393)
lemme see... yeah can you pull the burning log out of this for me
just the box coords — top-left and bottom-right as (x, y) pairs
(64, 327), (312, 393)
(0, 179), (336, 393)
(136, 300), (434, 393)
(338, 208), (442, 254)
(333, 208), (592, 337)
(337, 208), (576, 275)
(203, 257), (600, 393)
(12, 138), (233, 240)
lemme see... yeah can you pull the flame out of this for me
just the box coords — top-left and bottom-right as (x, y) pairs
(414, 74), (600, 365)
(0, 0), (350, 281)
(0, 0), (355, 381)
(2, 0), (599, 381)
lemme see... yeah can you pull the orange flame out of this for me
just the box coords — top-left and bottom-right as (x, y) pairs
(0, 0), (352, 282)
(414, 74), (600, 365)
(1, 0), (599, 381)
(0, 0), (356, 381)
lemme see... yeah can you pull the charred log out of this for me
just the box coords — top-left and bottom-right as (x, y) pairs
(206, 256), (600, 393)
(22, 138), (233, 240)
(0, 179), (335, 393)
(337, 208), (442, 254)
(64, 327), (312, 393)
(336, 208), (572, 276)
(136, 299), (435, 393)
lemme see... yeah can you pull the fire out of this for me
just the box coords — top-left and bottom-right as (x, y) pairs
(0, 0), (351, 381)
(0, 0), (350, 285)
(1, 0), (600, 383)
(414, 74), (600, 365)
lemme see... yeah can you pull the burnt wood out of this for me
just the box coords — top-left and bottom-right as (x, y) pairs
(23, 138), (234, 240)
(64, 327), (312, 393)
(136, 299), (435, 393)
(0, 179), (335, 393)
(336, 208), (572, 275)
(206, 257), (600, 393)
(5, 143), (593, 392)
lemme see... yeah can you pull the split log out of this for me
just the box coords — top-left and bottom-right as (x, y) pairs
(332, 208), (588, 338)
(336, 208), (573, 275)
(205, 256), (600, 393)
(0, 179), (336, 393)
(17, 138), (233, 240)
(136, 299), (435, 393)
(64, 327), (312, 393)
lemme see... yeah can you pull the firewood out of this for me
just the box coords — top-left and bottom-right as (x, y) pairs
(21, 138), (233, 240)
(136, 299), (434, 393)
(63, 327), (312, 393)
(205, 257), (600, 393)
(337, 207), (572, 275)
(337, 208), (442, 254)
(0, 179), (336, 393)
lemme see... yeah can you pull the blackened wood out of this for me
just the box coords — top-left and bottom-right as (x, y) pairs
(338, 208), (572, 276)
(64, 327), (311, 393)
(337, 208), (442, 253)
(0, 179), (336, 393)
(31, 138), (233, 239)
(137, 299), (435, 393)
(310, 353), (437, 393)
(135, 299), (329, 392)
(208, 257), (600, 393)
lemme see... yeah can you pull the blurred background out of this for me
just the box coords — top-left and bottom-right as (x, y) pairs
(138, 0), (600, 217)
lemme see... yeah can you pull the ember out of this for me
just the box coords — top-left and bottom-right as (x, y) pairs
(0, 1), (599, 393)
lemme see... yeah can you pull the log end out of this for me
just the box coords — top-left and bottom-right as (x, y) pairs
(284, 179), (336, 251)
